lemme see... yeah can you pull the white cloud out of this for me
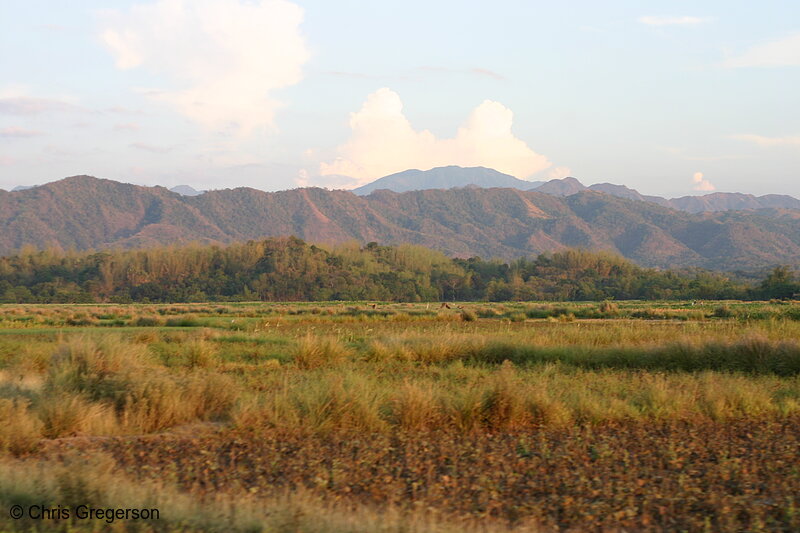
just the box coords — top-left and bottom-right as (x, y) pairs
(731, 133), (800, 147)
(692, 171), (715, 192)
(295, 168), (310, 188)
(296, 169), (356, 190)
(99, 0), (309, 134)
(545, 166), (572, 180)
(723, 33), (800, 68)
(638, 16), (709, 26)
(319, 88), (552, 185)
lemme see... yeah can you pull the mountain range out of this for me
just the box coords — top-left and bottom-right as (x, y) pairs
(352, 166), (800, 213)
(2, 174), (800, 271)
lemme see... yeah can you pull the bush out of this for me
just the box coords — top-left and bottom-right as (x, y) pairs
(713, 305), (735, 318)
(132, 315), (162, 327)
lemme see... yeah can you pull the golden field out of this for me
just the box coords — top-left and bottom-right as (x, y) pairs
(1, 300), (799, 532)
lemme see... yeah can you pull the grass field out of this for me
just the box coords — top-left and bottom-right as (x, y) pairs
(1, 300), (799, 532)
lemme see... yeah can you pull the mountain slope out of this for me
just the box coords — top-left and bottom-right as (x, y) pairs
(587, 183), (671, 207)
(530, 178), (800, 213)
(2, 175), (800, 270)
(667, 192), (800, 213)
(352, 165), (543, 195)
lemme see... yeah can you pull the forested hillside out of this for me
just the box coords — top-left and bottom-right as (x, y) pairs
(3, 176), (800, 271)
(2, 237), (794, 303)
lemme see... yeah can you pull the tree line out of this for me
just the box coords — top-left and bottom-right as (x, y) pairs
(0, 237), (795, 303)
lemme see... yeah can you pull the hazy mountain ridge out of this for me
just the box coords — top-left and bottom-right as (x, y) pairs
(536, 178), (800, 213)
(2, 175), (800, 271)
(351, 166), (800, 213)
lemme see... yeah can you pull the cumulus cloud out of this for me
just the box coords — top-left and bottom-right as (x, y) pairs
(692, 172), (715, 192)
(731, 133), (800, 147)
(99, 0), (309, 134)
(319, 88), (552, 185)
(638, 16), (709, 26)
(723, 33), (800, 68)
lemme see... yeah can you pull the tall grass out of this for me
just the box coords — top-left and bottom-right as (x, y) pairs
(1, 306), (800, 445)
(293, 334), (352, 369)
(0, 335), (239, 440)
(469, 334), (800, 375)
(0, 399), (41, 454)
(230, 364), (800, 433)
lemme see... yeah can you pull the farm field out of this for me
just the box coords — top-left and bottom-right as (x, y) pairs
(1, 300), (799, 532)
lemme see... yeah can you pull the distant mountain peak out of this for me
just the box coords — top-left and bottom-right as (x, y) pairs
(532, 177), (586, 196)
(170, 185), (204, 196)
(353, 165), (543, 195)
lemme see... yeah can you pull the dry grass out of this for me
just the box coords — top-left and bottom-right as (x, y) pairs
(1, 302), (800, 530)
(0, 399), (42, 455)
(293, 334), (353, 369)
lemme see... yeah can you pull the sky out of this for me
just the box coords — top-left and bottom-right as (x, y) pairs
(1, 0), (799, 198)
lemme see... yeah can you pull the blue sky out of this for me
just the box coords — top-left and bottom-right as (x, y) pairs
(1, 0), (798, 197)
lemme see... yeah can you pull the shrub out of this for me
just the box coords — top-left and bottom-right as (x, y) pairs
(713, 305), (735, 318)
(132, 315), (162, 327)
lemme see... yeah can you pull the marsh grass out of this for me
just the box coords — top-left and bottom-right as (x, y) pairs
(0, 399), (42, 454)
(388, 381), (441, 430)
(0, 335), (239, 439)
(37, 392), (118, 438)
(1, 304), (800, 442)
(293, 334), (353, 369)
